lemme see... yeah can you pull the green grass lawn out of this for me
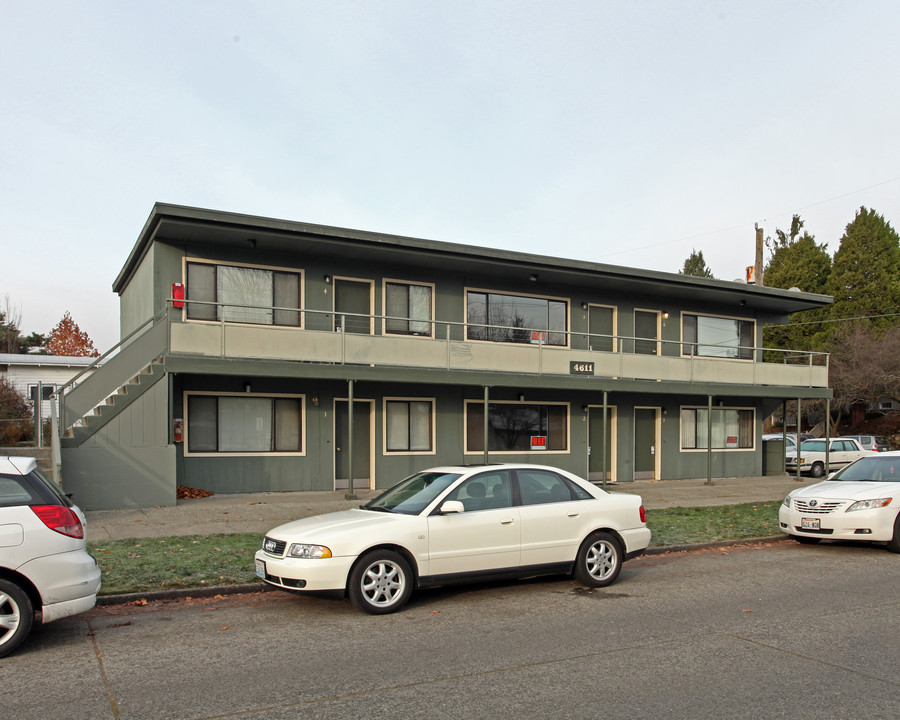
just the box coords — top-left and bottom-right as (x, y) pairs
(88, 501), (785, 596)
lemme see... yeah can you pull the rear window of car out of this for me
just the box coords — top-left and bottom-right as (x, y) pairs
(0, 475), (37, 506)
(799, 440), (826, 452)
(28, 468), (72, 507)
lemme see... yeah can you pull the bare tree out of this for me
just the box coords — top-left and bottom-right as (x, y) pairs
(829, 324), (900, 428)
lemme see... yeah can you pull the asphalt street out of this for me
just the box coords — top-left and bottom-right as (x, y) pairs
(3, 539), (898, 720)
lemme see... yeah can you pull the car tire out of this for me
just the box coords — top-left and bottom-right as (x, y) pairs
(0, 579), (34, 659)
(793, 535), (820, 545)
(810, 462), (825, 478)
(886, 514), (900, 554)
(574, 531), (623, 588)
(348, 550), (414, 614)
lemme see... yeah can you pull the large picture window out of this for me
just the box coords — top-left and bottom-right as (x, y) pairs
(466, 291), (567, 346)
(385, 399), (434, 453)
(186, 393), (303, 454)
(465, 401), (568, 453)
(681, 407), (753, 449)
(682, 314), (754, 359)
(186, 262), (301, 326)
(385, 282), (433, 336)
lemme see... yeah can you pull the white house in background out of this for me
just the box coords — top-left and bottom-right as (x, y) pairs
(0, 354), (104, 424)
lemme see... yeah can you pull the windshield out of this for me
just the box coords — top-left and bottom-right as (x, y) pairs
(362, 471), (462, 515)
(831, 456), (900, 482)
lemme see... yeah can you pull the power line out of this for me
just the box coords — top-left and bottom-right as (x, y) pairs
(597, 176), (900, 261)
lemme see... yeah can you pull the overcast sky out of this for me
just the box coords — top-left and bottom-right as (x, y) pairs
(3, 1), (899, 351)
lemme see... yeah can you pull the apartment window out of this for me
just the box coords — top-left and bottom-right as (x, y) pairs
(385, 282), (433, 336)
(186, 262), (301, 326)
(466, 401), (568, 452)
(682, 314), (754, 359)
(186, 394), (303, 454)
(466, 291), (567, 346)
(385, 400), (434, 452)
(681, 407), (753, 449)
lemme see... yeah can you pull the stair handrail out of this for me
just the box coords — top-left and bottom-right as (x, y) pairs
(57, 306), (171, 433)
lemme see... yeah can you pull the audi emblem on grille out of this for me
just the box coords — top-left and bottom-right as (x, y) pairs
(264, 539), (278, 552)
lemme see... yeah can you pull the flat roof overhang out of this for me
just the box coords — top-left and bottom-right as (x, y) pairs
(164, 355), (832, 401)
(115, 204), (832, 317)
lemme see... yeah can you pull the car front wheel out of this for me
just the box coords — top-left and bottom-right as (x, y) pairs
(810, 462), (825, 478)
(574, 532), (623, 588)
(0, 579), (34, 659)
(886, 514), (900, 554)
(348, 550), (414, 614)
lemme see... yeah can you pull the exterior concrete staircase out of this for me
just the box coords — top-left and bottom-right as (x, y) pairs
(61, 358), (167, 447)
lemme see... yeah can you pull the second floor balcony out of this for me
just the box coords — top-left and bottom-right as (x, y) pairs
(163, 300), (828, 389)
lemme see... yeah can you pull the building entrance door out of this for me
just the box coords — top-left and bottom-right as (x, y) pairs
(334, 279), (372, 334)
(634, 407), (659, 480)
(587, 406), (616, 482)
(334, 399), (373, 490)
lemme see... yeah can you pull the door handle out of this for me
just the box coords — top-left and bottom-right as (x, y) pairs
(568, 512), (580, 518)
(500, 518), (515, 525)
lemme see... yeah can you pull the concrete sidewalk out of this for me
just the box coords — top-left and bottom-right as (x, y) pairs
(84, 473), (812, 542)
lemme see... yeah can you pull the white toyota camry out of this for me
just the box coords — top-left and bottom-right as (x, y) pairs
(779, 452), (900, 552)
(255, 464), (651, 613)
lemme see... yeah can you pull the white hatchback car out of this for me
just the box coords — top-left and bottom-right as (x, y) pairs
(1, 457), (102, 657)
(779, 452), (900, 552)
(255, 464), (651, 613)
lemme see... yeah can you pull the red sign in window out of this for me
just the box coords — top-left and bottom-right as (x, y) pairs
(531, 435), (548, 451)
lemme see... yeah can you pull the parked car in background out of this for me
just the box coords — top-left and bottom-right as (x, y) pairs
(255, 464), (650, 614)
(780, 452), (900, 552)
(762, 432), (813, 453)
(786, 437), (874, 478)
(0, 457), (101, 658)
(840, 435), (891, 453)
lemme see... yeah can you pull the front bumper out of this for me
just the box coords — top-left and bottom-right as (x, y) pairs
(778, 505), (897, 543)
(254, 550), (356, 593)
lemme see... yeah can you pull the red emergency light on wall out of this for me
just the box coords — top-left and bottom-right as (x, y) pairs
(172, 282), (185, 308)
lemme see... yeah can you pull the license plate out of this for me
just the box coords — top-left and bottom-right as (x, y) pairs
(801, 518), (820, 530)
(255, 558), (266, 579)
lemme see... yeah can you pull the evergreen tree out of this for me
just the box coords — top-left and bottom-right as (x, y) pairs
(679, 248), (715, 278)
(828, 207), (900, 330)
(762, 215), (831, 351)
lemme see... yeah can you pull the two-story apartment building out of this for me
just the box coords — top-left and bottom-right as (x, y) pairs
(57, 204), (832, 510)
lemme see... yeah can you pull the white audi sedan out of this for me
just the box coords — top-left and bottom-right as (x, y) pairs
(779, 452), (900, 552)
(255, 464), (651, 613)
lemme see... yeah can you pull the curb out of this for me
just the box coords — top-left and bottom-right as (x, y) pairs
(95, 534), (791, 607)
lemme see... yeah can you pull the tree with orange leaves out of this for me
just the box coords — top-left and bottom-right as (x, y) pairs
(46, 312), (100, 357)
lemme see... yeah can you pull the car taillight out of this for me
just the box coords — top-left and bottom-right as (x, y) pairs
(639, 505), (646, 523)
(30, 505), (84, 539)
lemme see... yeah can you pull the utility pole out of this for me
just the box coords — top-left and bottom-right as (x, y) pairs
(755, 223), (764, 286)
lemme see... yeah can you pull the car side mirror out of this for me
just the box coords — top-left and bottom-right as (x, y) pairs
(439, 500), (465, 515)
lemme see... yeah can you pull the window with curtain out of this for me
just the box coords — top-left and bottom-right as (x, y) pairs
(385, 282), (433, 336)
(680, 407), (754, 449)
(466, 291), (567, 346)
(465, 402), (568, 452)
(385, 400), (433, 452)
(185, 262), (301, 326)
(186, 394), (303, 454)
(682, 314), (754, 359)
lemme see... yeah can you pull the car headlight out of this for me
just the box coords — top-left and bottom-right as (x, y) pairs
(288, 543), (333, 559)
(782, 494), (792, 508)
(846, 498), (892, 512)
